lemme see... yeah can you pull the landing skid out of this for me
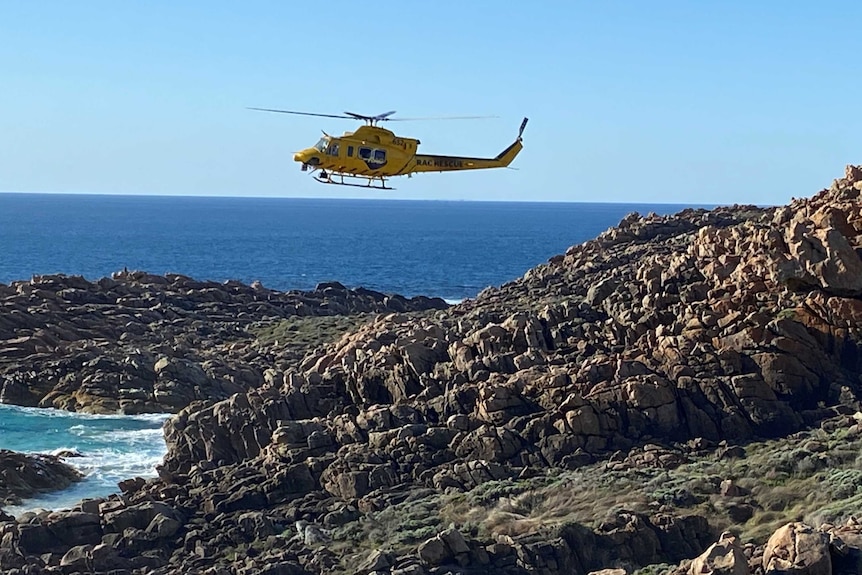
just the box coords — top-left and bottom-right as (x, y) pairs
(312, 171), (394, 190)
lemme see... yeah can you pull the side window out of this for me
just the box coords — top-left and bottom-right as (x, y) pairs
(347, 146), (354, 157)
(359, 147), (372, 159)
(327, 143), (340, 156)
(373, 149), (386, 161)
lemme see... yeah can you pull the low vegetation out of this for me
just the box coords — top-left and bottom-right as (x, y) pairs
(248, 313), (377, 360)
(320, 414), (861, 573)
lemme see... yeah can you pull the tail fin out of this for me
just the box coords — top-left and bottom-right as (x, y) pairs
(494, 118), (528, 166)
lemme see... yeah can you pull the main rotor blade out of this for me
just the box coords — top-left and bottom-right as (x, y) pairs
(384, 115), (500, 121)
(343, 110), (398, 121)
(248, 107), (498, 123)
(247, 107), (354, 120)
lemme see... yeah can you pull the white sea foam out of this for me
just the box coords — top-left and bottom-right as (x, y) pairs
(1, 403), (170, 424)
(47, 447), (83, 457)
(0, 403), (169, 516)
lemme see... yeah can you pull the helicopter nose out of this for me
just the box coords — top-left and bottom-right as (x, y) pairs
(294, 149), (319, 164)
(294, 150), (322, 167)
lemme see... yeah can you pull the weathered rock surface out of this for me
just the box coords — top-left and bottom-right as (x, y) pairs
(0, 274), (447, 414)
(0, 450), (82, 506)
(687, 531), (748, 575)
(4, 166), (862, 574)
(762, 521), (832, 575)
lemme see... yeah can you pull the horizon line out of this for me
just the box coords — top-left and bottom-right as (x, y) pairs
(0, 189), (729, 207)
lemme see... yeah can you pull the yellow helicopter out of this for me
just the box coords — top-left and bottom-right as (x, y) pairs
(248, 108), (528, 190)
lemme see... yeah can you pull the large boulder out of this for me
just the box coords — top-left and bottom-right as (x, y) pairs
(688, 531), (749, 575)
(762, 522), (831, 575)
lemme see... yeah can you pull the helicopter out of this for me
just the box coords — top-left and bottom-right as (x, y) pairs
(248, 107), (528, 190)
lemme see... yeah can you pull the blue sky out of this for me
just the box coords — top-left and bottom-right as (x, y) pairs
(1, 1), (860, 204)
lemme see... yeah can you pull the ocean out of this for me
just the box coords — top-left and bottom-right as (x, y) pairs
(0, 193), (711, 513)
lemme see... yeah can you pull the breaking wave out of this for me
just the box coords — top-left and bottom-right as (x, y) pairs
(0, 404), (169, 516)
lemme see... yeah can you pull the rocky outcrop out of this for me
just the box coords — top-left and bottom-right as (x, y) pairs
(0, 275), (447, 414)
(4, 166), (862, 574)
(0, 450), (82, 506)
(676, 519), (862, 575)
(156, 165), (862, 490)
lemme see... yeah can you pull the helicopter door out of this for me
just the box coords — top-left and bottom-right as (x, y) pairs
(326, 143), (340, 157)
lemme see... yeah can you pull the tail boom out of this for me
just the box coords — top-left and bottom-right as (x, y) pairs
(403, 117), (527, 174)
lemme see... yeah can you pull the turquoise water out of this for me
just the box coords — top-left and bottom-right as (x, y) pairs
(0, 404), (169, 515)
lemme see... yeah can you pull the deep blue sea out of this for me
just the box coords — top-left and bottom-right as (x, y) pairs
(0, 194), (711, 301)
(0, 193), (711, 514)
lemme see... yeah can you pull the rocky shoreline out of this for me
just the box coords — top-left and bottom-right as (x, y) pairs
(0, 450), (83, 507)
(0, 275), (447, 414)
(3, 167), (862, 573)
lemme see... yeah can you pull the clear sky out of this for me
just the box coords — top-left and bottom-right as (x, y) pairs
(1, 1), (860, 204)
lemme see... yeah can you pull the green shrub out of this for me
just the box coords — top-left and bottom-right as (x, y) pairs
(823, 468), (862, 499)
